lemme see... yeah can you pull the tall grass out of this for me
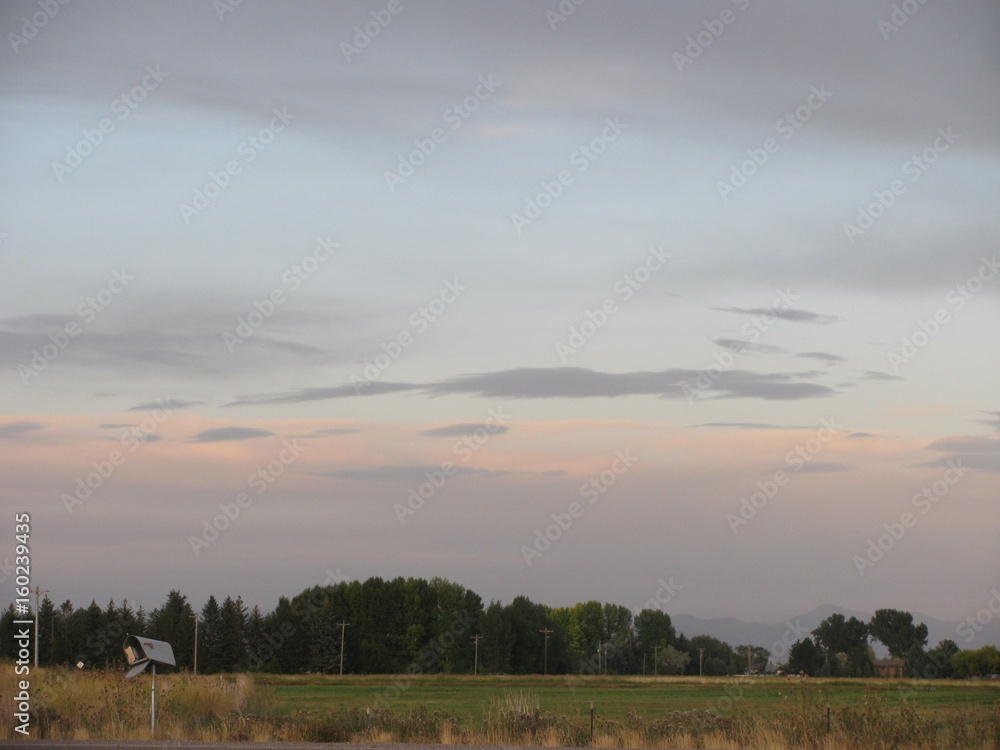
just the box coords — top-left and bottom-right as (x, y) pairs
(3, 666), (998, 748)
(1, 666), (274, 741)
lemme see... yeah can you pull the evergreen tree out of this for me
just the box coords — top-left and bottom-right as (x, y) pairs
(199, 595), (223, 673)
(786, 638), (824, 675)
(148, 590), (195, 669)
(219, 596), (248, 672)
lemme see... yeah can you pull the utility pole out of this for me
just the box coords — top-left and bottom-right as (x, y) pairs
(337, 623), (349, 675)
(30, 588), (49, 668)
(698, 648), (704, 677)
(747, 645), (753, 676)
(472, 635), (481, 676)
(540, 629), (553, 675)
(654, 645), (658, 676)
(191, 615), (199, 675)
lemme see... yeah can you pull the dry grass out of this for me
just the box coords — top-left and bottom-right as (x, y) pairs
(1, 665), (273, 741)
(3, 666), (998, 749)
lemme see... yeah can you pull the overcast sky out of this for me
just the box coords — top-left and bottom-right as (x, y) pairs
(2, 0), (998, 627)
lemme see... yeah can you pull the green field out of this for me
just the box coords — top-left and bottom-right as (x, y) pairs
(257, 673), (1000, 724)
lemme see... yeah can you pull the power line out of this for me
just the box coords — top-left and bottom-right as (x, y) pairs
(191, 615), (200, 675)
(337, 622), (349, 675)
(29, 588), (49, 668)
(539, 629), (554, 675)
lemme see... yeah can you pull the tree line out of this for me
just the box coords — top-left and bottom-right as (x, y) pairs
(2, 576), (996, 678)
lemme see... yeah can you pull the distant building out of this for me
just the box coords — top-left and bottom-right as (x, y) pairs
(873, 658), (906, 678)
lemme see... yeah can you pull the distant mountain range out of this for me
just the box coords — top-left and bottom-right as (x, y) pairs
(671, 603), (1000, 663)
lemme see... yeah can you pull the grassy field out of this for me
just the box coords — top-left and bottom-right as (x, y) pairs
(258, 672), (1000, 723)
(4, 666), (998, 748)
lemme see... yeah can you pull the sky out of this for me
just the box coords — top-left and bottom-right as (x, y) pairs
(1, 0), (998, 631)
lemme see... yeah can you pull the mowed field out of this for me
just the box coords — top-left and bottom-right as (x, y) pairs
(257, 673), (1000, 723)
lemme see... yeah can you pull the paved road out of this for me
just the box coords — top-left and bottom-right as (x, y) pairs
(3, 743), (646, 750)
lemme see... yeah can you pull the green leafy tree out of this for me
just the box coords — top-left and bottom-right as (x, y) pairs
(868, 609), (928, 659)
(812, 614), (868, 654)
(635, 608), (676, 668)
(685, 635), (736, 675)
(737, 645), (770, 674)
(812, 614), (870, 675)
(479, 600), (513, 674)
(658, 644), (690, 674)
(924, 639), (960, 679)
(951, 646), (1000, 678)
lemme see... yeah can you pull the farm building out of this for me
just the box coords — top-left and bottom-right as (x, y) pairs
(873, 658), (906, 678)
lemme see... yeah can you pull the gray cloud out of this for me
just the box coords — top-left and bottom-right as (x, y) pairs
(925, 436), (1000, 455)
(426, 368), (835, 401)
(228, 367), (836, 405)
(713, 308), (841, 324)
(796, 352), (846, 364)
(227, 382), (420, 406)
(694, 423), (814, 431)
(979, 411), (1000, 431)
(295, 428), (361, 439)
(713, 339), (786, 355)
(0, 421), (45, 439)
(914, 455), (1000, 473)
(128, 399), (204, 412)
(917, 435), (1000, 473)
(797, 462), (850, 473)
(422, 423), (510, 437)
(319, 465), (509, 481)
(848, 432), (878, 439)
(190, 427), (275, 443)
(861, 371), (904, 382)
